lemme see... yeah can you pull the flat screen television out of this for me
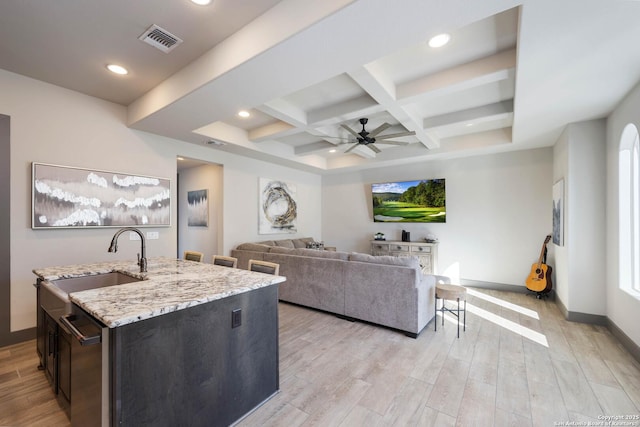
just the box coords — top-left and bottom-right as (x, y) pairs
(371, 179), (446, 223)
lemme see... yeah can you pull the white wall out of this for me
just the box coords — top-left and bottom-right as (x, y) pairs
(569, 120), (607, 315)
(1, 69), (322, 333)
(178, 163), (223, 262)
(3, 70), (176, 331)
(552, 129), (570, 306)
(322, 148), (554, 286)
(220, 157), (323, 256)
(607, 80), (640, 346)
(552, 120), (607, 316)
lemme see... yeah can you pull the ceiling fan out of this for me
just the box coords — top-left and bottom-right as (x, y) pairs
(340, 118), (416, 153)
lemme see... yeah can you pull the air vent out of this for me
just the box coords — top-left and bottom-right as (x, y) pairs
(138, 24), (183, 53)
(206, 139), (226, 146)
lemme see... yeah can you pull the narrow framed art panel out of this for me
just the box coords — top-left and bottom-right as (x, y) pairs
(32, 162), (171, 229)
(552, 178), (564, 246)
(187, 189), (208, 227)
(259, 178), (297, 234)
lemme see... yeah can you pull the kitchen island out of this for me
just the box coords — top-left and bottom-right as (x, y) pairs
(34, 257), (285, 427)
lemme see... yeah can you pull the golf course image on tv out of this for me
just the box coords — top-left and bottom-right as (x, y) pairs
(372, 179), (446, 223)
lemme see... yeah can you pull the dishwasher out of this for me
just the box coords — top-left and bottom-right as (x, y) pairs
(59, 306), (108, 427)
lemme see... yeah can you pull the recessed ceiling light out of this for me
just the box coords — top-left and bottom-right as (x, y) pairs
(238, 110), (250, 118)
(191, 0), (211, 4)
(106, 64), (128, 75)
(329, 149), (337, 153)
(428, 33), (450, 48)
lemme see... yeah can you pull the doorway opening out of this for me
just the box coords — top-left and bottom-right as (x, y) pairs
(176, 157), (223, 263)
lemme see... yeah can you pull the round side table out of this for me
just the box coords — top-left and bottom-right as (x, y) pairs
(435, 283), (467, 338)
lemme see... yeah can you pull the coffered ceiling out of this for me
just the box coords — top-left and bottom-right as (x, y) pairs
(2, 0), (640, 173)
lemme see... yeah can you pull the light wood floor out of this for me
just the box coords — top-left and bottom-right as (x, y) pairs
(2, 289), (639, 426)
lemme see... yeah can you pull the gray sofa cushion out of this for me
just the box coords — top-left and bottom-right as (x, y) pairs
(349, 252), (420, 269)
(269, 246), (295, 254)
(264, 252), (346, 314)
(257, 240), (276, 246)
(270, 246), (349, 260)
(235, 243), (272, 252)
(273, 239), (295, 248)
(291, 248), (349, 260)
(343, 260), (424, 332)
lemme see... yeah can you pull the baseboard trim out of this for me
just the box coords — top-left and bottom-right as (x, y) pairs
(553, 293), (639, 363)
(460, 280), (639, 364)
(607, 318), (640, 363)
(460, 278), (555, 300)
(460, 278), (528, 293)
(0, 327), (36, 348)
(554, 297), (607, 326)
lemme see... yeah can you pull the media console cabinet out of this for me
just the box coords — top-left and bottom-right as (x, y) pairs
(371, 240), (438, 274)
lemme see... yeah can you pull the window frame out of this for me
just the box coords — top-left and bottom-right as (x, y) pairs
(619, 123), (640, 297)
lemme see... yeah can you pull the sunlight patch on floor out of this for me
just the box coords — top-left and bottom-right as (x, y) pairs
(467, 303), (548, 347)
(466, 288), (540, 320)
(436, 311), (464, 326)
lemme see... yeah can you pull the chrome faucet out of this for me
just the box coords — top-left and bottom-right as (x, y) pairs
(108, 227), (147, 273)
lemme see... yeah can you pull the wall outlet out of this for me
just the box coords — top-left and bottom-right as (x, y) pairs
(147, 231), (159, 240)
(129, 232), (141, 241)
(232, 309), (242, 328)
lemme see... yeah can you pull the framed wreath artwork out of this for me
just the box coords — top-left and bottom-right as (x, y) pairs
(259, 178), (297, 234)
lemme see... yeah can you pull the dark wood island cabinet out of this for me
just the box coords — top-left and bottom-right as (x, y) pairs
(110, 285), (278, 427)
(34, 258), (284, 427)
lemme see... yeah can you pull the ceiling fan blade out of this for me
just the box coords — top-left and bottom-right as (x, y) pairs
(367, 144), (381, 153)
(310, 134), (351, 141)
(344, 143), (359, 153)
(368, 122), (391, 137)
(340, 124), (360, 139)
(375, 131), (416, 140)
(376, 140), (409, 146)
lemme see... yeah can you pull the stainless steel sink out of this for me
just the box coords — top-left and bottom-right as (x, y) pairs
(40, 272), (144, 321)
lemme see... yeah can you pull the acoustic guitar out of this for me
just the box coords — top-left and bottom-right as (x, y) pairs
(525, 235), (553, 294)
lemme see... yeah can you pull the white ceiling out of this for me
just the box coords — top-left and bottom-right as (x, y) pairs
(2, 0), (640, 174)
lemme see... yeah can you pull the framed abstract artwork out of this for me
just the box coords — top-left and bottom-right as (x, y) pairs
(187, 189), (208, 227)
(32, 162), (171, 229)
(552, 179), (564, 246)
(259, 178), (297, 234)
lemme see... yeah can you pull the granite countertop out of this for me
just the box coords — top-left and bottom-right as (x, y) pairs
(33, 257), (285, 328)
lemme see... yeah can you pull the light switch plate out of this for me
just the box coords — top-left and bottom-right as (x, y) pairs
(129, 232), (141, 241)
(147, 231), (159, 240)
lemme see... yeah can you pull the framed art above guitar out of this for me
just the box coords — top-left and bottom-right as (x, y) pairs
(552, 179), (564, 246)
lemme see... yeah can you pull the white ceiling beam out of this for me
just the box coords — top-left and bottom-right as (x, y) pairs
(431, 115), (513, 140)
(249, 98), (312, 141)
(397, 48), (517, 103)
(351, 145), (377, 159)
(294, 141), (337, 155)
(307, 95), (382, 125)
(258, 98), (308, 127)
(348, 66), (440, 149)
(248, 121), (296, 142)
(423, 99), (514, 128)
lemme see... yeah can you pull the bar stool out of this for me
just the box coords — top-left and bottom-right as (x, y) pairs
(435, 283), (467, 338)
(212, 255), (238, 268)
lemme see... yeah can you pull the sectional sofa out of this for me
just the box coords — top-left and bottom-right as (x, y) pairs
(231, 237), (437, 337)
